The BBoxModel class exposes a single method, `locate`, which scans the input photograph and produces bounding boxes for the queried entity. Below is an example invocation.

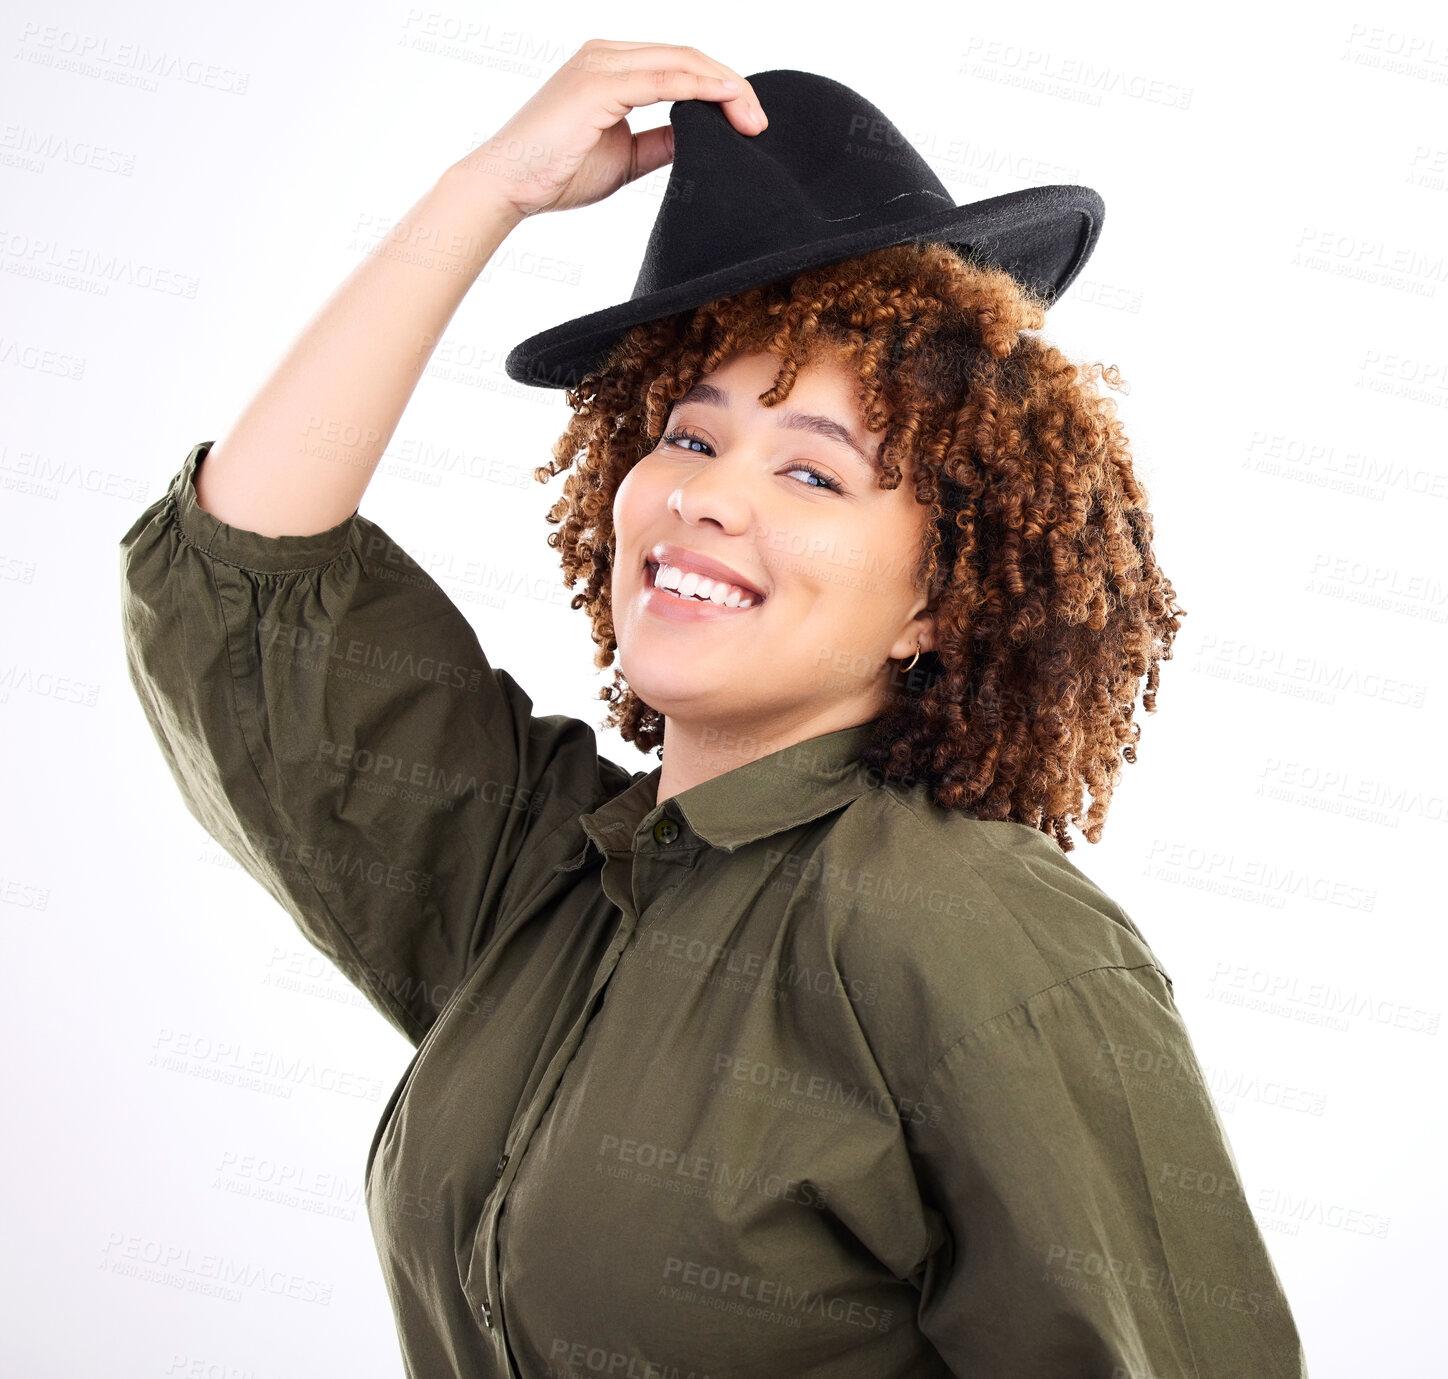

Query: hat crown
[503,66,1104,390]
[634,70,954,298]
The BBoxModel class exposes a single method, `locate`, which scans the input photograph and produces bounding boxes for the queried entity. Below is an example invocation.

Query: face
[610,348,936,748]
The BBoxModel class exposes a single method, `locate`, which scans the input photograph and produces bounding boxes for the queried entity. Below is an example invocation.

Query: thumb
[629,123,674,183]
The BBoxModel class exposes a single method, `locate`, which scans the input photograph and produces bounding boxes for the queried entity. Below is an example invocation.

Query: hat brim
[503,183,1103,391]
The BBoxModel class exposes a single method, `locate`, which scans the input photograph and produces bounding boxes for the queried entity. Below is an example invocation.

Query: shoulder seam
[878,791,1170,1095]
[917,960,1172,1094]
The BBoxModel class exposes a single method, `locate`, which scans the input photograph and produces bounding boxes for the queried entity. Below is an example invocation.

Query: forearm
[193,160,525,538]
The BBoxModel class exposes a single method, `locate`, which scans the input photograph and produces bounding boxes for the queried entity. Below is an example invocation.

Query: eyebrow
[668,381,874,470]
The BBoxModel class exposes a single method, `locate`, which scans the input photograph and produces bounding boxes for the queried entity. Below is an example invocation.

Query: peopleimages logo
[258,614,484,693]
[1042,1244,1281,1318]
[660,1256,894,1333]
[1206,963,1440,1035]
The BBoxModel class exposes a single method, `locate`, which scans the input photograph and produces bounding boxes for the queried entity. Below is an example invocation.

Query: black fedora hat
[504,68,1105,392]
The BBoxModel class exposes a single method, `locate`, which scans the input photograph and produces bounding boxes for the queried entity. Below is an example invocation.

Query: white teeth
[652,562,759,608]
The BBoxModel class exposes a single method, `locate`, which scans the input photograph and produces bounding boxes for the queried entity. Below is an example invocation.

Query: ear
[915,603,941,657]
[892,599,939,662]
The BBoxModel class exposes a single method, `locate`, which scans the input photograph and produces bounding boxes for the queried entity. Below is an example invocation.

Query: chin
[619,660,708,708]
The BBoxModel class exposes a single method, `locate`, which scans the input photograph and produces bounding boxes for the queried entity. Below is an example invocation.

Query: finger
[576,37,744,80]
[575,41,758,109]
[600,68,766,133]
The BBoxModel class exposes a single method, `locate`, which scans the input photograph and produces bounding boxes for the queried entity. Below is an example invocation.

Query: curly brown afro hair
[530,241,1185,851]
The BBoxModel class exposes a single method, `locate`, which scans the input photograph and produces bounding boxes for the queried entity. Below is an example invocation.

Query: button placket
[622,816,703,943]
[473,906,642,1367]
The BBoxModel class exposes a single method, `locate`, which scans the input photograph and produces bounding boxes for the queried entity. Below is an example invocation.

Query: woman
[119,41,1307,1378]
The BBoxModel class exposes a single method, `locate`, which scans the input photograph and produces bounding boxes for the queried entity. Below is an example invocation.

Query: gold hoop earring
[901,643,921,671]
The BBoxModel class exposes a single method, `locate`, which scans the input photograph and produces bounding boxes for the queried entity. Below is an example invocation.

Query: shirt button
[653,816,680,845]
[495,1152,509,1178]
[480,1297,493,1329]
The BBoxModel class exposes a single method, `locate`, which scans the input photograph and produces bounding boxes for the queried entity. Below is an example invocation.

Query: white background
[3,1,1444,1375]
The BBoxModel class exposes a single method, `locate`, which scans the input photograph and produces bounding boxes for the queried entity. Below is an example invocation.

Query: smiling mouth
[644,560,764,610]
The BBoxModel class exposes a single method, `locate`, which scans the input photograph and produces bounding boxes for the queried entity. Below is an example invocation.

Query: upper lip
[646,543,768,602]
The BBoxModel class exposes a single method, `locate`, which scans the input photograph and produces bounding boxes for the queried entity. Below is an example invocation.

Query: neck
[654,706,879,806]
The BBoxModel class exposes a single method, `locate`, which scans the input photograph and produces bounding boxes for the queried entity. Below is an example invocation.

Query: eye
[785,462,846,495]
[659,426,712,455]
[658,427,844,495]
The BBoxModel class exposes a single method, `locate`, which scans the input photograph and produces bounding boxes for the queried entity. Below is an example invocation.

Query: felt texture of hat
[504,68,1105,392]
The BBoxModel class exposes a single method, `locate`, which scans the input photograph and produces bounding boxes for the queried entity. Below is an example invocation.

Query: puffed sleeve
[119,440,631,1047]
[904,962,1309,1378]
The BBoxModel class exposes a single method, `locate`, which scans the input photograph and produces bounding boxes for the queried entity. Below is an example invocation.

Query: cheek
[611,460,657,540]
[610,463,662,601]
[611,466,634,535]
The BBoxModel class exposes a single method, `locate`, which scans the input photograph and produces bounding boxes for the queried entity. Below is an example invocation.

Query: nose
[667,451,755,535]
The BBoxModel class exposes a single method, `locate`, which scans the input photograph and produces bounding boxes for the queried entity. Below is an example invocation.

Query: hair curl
[531,242,1185,850]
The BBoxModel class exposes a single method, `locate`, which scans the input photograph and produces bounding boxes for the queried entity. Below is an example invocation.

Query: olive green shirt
[118,441,1308,1379]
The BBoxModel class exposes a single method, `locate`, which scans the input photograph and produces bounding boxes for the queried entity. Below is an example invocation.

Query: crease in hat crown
[504,68,1105,392]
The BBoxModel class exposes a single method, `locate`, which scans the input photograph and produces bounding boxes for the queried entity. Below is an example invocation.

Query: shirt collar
[579,719,882,858]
